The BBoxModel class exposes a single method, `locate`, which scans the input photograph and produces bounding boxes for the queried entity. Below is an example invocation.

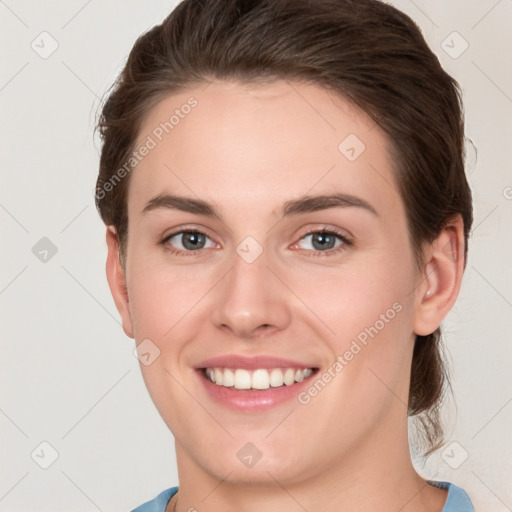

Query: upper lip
[196,355,318,370]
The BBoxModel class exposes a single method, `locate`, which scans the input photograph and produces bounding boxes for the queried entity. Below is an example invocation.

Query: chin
[190,438,318,487]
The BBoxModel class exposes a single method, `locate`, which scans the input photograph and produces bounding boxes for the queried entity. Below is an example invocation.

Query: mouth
[202,367,315,390]
[195,356,319,411]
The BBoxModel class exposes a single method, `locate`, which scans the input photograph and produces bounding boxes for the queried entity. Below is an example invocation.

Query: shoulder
[130,487,178,512]
[428,480,475,512]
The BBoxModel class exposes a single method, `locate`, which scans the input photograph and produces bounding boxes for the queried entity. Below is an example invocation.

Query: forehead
[128,80,400,219]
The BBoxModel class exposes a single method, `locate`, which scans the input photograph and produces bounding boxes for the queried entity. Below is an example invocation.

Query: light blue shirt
[131,481,474,511]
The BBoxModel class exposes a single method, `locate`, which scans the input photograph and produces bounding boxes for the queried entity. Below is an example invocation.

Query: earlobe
[105,226,134,338]
[413,216,466,336]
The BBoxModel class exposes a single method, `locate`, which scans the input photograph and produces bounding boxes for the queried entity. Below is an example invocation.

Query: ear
[105,226,134,338]
[413,215,466,336]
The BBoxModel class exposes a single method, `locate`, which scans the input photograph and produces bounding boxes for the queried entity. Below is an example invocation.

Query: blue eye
[161,227,351,257]
[296,229,352,256]
[162,230,216,254]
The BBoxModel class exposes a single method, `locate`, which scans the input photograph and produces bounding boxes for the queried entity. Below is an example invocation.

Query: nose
[211,248,292,339]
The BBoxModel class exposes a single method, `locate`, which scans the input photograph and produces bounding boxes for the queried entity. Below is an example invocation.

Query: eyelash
[298,227,353,257]
[160,226,353,258]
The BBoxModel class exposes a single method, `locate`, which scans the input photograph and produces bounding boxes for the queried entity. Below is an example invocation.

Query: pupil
[313,232,335,250]
[183,232,205,250]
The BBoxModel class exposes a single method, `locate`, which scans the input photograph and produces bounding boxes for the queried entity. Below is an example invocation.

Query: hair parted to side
[95,0,473,454]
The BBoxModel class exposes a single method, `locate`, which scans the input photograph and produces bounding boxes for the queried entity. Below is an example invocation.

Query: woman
[95,0,475,510]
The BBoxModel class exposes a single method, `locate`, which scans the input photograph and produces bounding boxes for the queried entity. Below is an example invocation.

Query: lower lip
[197,370,316,411]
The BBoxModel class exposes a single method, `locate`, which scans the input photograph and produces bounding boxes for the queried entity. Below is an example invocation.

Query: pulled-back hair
[95,0,473,454]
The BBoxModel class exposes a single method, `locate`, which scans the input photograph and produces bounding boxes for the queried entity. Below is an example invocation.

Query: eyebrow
[141,193,378,219]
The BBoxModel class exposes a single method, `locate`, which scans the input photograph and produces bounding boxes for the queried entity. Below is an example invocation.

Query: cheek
[125,251,211,340]
[289,252,415,392]
[287,250,413,339]
[126,261,208,431]
[293,280,413,451]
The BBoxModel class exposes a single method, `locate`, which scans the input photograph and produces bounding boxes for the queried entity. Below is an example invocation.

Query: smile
[204,367,314,390]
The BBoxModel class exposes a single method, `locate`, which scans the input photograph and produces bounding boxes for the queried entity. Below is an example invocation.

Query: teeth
[223,368,234,387]
[283,368,295,386]
[234,369,251,390]
[204,367,314,390]
[269,368,284,387]
[252,369,270,390]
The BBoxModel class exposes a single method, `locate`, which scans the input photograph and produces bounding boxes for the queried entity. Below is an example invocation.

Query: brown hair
[95,0,473,453]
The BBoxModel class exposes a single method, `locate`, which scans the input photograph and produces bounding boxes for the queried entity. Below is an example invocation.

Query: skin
[105,80,465,512]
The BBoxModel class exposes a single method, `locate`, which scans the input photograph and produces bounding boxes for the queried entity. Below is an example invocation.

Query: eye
[295,228,351,256]
[162,229,216,255]
[161,227,351,257]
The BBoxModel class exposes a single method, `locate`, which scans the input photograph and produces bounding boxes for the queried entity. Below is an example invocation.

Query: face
[110,80,428,485]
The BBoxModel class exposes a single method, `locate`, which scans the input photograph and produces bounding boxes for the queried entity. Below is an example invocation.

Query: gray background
[1,0,511,510]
